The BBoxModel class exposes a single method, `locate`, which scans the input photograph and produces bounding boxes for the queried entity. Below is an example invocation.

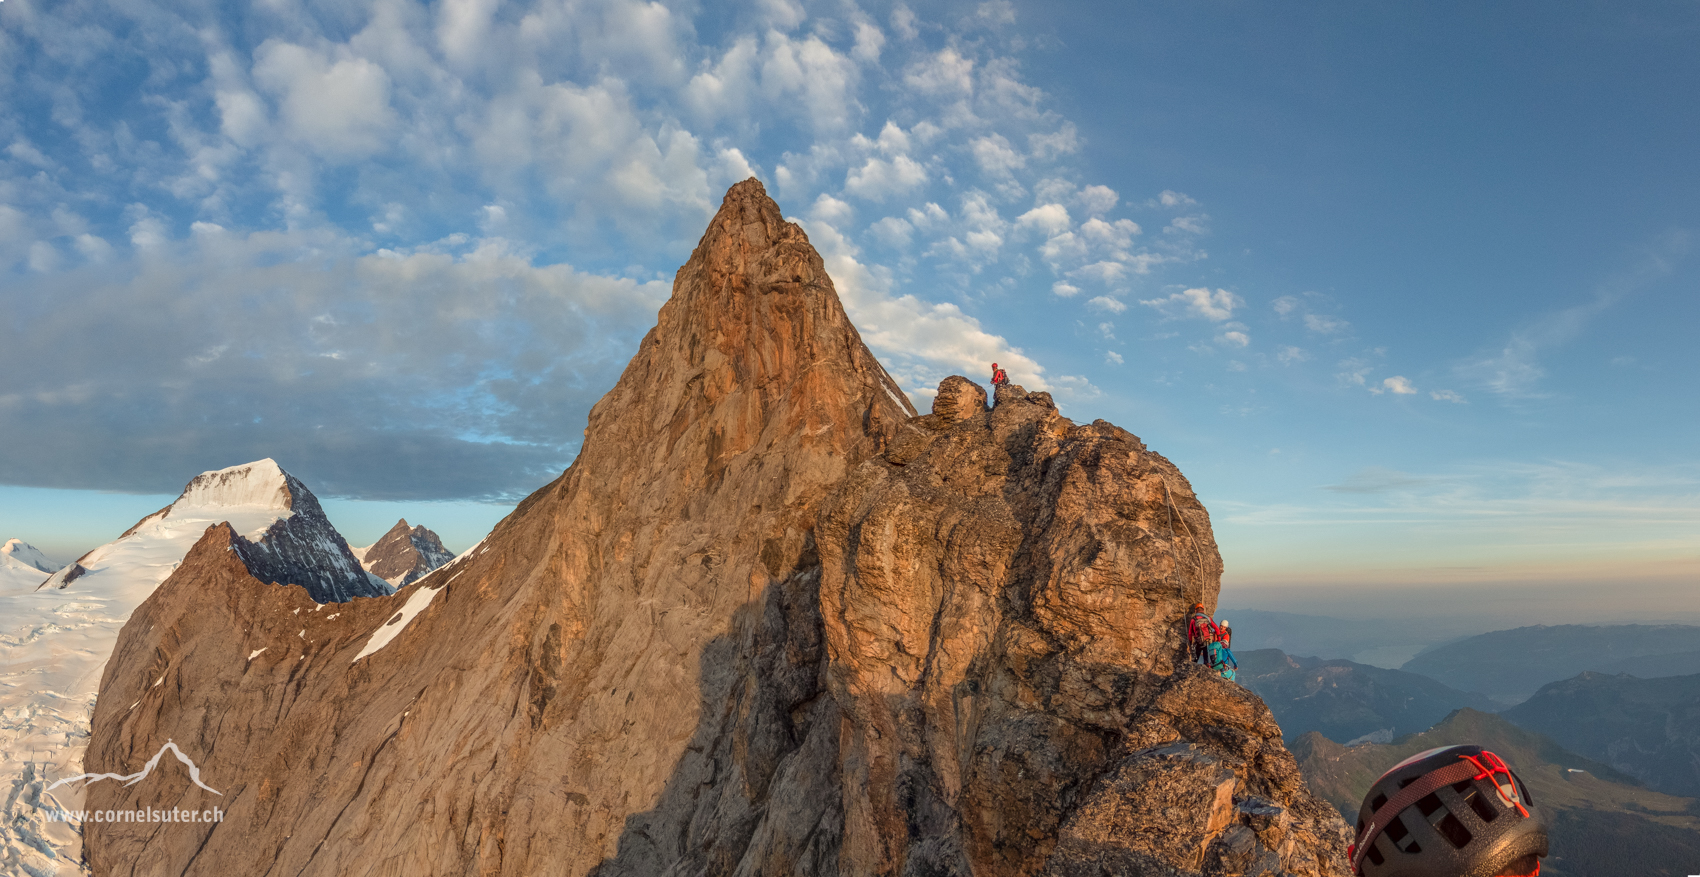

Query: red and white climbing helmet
[1349,744,1547,877]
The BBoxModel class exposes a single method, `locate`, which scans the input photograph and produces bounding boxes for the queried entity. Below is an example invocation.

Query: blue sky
[1,0,1695,619]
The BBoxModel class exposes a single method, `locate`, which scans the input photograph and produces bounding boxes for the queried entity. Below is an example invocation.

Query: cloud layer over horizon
[1,0,1220,499]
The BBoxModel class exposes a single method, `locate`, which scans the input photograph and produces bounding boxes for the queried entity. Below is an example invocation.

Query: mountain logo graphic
[46,739,223,796]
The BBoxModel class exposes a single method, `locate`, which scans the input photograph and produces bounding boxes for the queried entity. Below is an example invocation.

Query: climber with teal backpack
[1212,620,1238,681]
[1185,603,1237,681]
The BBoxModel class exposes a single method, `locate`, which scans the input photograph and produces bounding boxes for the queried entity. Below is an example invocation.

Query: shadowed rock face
[83,180,1348,876]
[227,471,389,604]
[359,518,455,587]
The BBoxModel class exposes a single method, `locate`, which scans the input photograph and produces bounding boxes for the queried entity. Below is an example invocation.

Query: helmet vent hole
[1369,793,1388,811]
[1415,793,1443,817]
[1457,783,1499,823]
[1365,843,1385,866]
[1436,813,1473,849]
[1383,815,1422,853]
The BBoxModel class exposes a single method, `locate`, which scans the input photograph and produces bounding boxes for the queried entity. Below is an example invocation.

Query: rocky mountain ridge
[81,180,1350,876]
[1402,623,1700,704]
[1502,670,1700,798]
[352,518,455,587]
[1237,648,1499,744]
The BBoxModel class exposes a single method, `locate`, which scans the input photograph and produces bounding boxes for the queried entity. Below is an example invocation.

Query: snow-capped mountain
[350,519,455,588]
[0,538,59,592]
[1,459,386,876]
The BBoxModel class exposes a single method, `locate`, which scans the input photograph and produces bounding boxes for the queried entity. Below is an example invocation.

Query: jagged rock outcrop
[354,518,455,587]
[82,180,1348,876]
[804,377,1345,875]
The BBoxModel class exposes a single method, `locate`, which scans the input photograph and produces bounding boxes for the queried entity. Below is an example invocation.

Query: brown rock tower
[83,180,1347,876]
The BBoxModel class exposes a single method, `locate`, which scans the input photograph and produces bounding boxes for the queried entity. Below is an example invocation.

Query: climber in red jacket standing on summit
[990,362,1009,389]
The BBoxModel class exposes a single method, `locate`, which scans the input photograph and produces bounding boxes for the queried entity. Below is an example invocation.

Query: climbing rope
[1160,478,1208,593]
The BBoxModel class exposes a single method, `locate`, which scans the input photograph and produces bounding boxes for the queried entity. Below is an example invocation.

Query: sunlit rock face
[83,180,1347,877]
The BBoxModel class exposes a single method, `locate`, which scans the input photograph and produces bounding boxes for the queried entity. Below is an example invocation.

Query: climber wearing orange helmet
[989,362,1008,389]
[1185,602,1218,665]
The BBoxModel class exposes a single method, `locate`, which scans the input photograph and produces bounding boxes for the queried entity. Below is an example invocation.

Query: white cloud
[904,48,975,97]
[252,41,399,161]
[1079,217,1140,251]
[1051,281,1080,297]
[7,140,54,169]
[1028,123,1078,160]
[28,241,61,273]
[891,5,920,40]
[1277,345,1309,364]
[1272,295,1299,317]
[800,218,1083,397]
[683,36,760,122]
[757,0,807,31]
[0,227,666,497]
[1304,313,1349,334]
[1017,203,1071,237]
[907,202,950,229]
[975,1,1017,26]
[868,216,913,248]
[73,234,115,264]
[1382,375,1418,395]
[1165,215,1208,235]
[128,216,169,249]
[1071,260,1127,284]
[1078,184,1118,216]
[1087,296,1126,313]
[844,154,928,200]
[971,133,1025,178]
[810,193,854,226]
[436,0,499,67]
[851,21,886,63]
[1431,389,1466,403]
[1337,358,1373,387]
[1157,190,1198,208]
[759,32,859,133]
[1217,330,1250,348]
[1105,350,1123,365]
[873,121,911,155]
[1140,287,1242,321]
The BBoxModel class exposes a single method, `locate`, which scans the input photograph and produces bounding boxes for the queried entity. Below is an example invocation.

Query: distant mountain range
[1291,708,1700,877]
[1502,671,1700,799]
[1400,624,1700,704]
[1237,648,1497,744]
[1216,609,1454,667]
